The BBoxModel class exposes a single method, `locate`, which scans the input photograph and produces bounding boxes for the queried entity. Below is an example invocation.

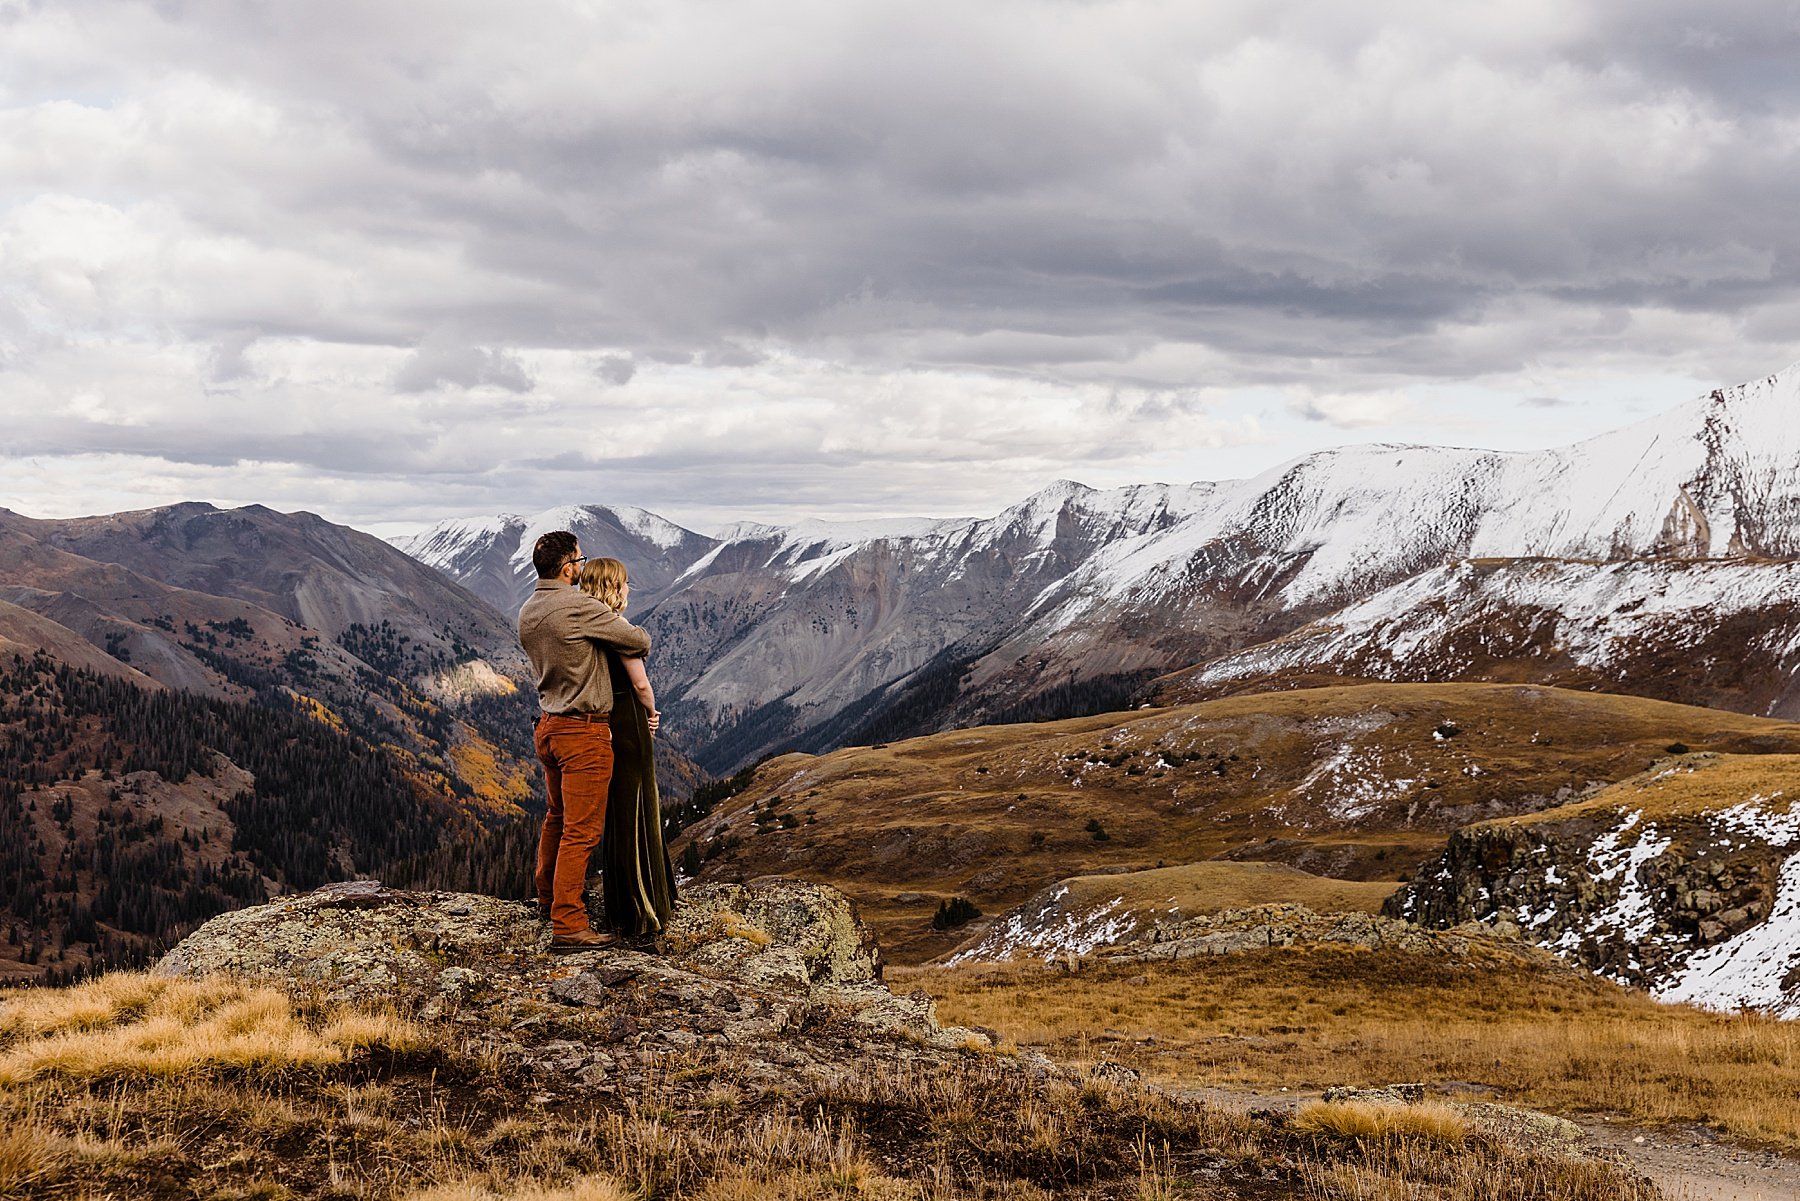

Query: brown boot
[549,928,617,954]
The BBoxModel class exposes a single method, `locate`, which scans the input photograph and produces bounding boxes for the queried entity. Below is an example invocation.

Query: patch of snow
[1582,810,1672,943]
[1291,744,1418,822]
[1658,852,1800,1017]
[1712,794,1800,848]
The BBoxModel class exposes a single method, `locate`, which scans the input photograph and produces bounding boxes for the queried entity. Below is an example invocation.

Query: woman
[577,557,677,936]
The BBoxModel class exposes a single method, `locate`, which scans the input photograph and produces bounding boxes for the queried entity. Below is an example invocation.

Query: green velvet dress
[601,651,677,935]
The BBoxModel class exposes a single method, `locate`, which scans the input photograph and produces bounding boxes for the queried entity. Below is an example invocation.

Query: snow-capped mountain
[396,504,719,615]
[398,364,1800,771]
[1169,557,1800,718]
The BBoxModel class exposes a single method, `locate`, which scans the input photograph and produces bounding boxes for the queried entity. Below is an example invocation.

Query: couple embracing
[517,530,676,952]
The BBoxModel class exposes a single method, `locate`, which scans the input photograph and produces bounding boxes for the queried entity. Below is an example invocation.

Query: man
[518,530,652,951]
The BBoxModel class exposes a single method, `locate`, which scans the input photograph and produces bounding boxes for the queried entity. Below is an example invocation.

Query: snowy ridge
[396,363,1800,768]
[394,513,519,573]
[1192,557,1800,703]
[403,364,1800,620]
[391,504,719,614]
[1008,365,1800,643]
[608,505,694,551]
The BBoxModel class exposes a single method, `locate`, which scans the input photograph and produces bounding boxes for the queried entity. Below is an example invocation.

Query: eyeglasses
[566,556,588,568]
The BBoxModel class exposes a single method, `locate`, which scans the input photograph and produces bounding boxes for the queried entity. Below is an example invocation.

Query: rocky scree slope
[1391,752,1800,1016]
[407,364,1800,769]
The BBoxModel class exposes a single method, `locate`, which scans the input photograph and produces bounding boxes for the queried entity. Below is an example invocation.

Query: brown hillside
[674,682,1800,962]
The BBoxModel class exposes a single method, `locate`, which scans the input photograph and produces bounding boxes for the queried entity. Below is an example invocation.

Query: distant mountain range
[12,361,1800,983]
[0,502,695,981]
[403,363,1800,772]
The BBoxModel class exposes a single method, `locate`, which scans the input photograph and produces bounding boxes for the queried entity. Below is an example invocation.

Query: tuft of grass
[668,910,774,952]
[0,971,422,1083]
[0,1126,64,1196]
[1294,1100,1469,1146]
[403,1177,632,1201]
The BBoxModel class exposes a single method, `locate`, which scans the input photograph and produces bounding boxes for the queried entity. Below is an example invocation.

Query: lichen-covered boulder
[661,876,883,990]
[155,879,535,1004]
[155,876,1008,1098]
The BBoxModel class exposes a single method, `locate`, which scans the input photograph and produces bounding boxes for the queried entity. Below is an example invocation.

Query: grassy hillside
[1483,750,1800,827]
[906,940,1800,1151]
[672,682,1800,961]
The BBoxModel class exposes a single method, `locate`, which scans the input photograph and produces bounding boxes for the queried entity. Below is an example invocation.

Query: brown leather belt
[542,710,610,723]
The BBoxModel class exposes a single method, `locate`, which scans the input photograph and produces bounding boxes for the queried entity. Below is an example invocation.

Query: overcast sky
[4,1,1800,537]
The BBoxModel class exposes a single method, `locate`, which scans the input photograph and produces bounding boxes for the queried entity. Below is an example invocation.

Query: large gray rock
[157,877,1015,1096]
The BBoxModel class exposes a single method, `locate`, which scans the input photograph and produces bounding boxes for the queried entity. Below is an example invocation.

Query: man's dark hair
[532,530,580,579]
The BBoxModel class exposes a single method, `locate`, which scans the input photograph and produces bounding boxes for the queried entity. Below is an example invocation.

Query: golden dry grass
[403,1176,633,1201]
[1296,1140,1658,1201]
[0,975,1661,1201]
[909,946,1800,1150]
[677,682,1800,961]
[0,971,422,1083]
[1293,1100,1469,1146]
[1489,751,1800,827]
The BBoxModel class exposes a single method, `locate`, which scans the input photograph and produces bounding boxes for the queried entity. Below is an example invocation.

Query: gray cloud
[3,2,1800,529]
[592,354,636,386]
[394,337,534,394]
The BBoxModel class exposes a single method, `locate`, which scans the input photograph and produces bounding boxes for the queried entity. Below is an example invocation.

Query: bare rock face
[158,877,1013,1096]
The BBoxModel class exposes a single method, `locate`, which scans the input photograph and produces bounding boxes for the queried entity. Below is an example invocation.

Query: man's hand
[647,709,660,736]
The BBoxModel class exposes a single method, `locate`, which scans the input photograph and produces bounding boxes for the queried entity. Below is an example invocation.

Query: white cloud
[1293,391,1417,429]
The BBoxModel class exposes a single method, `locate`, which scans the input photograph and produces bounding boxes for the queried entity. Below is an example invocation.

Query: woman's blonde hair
[578,557,630,612]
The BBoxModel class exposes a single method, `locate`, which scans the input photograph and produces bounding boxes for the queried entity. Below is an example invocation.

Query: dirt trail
[1176,1085,1800,1201]
[1577,1119,1800,1201]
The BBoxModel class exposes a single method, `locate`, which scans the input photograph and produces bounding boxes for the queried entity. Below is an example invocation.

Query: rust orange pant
[534,713,614,937]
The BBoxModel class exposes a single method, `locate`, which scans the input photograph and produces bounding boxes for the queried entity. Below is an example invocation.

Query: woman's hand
[646,709,660,736]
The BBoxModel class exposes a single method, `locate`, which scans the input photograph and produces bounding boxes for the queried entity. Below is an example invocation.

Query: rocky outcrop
[1088,903,1560,968]
[1388,754,1800,1014]
[158,877,1016,1095]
